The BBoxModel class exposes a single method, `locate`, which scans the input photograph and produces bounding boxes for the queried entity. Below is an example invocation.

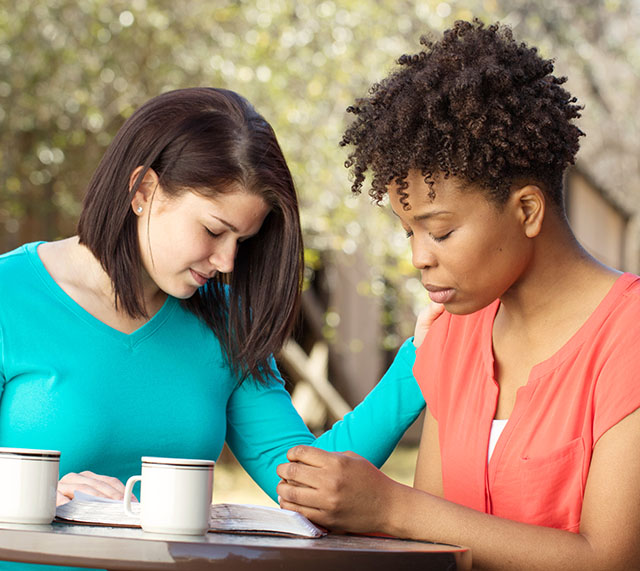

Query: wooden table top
[0,522,471,570]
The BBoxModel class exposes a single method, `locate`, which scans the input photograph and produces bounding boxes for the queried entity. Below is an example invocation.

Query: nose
[411,236,437,270]
[209,237,238,274]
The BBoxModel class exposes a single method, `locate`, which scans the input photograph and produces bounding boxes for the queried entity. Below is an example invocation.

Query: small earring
[136,206,143,213]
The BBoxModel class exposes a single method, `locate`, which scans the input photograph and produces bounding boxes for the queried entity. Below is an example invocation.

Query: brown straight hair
[77,87,303,384]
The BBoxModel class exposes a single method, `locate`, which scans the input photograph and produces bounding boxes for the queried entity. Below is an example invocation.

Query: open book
[55,492,325,538]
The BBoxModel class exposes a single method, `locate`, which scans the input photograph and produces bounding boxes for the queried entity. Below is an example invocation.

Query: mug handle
[123,475,142,517]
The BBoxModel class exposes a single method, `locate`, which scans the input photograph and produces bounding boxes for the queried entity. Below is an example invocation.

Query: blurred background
[2,0,639,504]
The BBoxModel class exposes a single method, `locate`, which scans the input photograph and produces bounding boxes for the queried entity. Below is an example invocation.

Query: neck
[139,271,168,316]
[72,237,166,316]
[496,216,620,336]
[71,237,118,302]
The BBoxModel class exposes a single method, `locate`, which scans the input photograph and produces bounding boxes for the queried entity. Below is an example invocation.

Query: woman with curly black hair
[277,20,640,569]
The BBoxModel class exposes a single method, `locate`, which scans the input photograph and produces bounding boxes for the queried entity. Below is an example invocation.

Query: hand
[413,303,444,348]
[276,446,402,533]
[56,471,131,506]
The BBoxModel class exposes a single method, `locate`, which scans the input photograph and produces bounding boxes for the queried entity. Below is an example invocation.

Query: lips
[190,269,213,286]
[423,284,455,304]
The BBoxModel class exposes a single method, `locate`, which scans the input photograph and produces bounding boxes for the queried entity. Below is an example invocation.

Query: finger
[413,303,445,347]
[277,461,325,488]
[417,302,444,327]
[58,475,125,500]
[286,445,337,467]
[56,491,71,506]
[278,497,337,530]
[59,471,126,498]
[428,302,445,320]
[276,480,326,510]
[56,482,118,501]
[78,471,127,494]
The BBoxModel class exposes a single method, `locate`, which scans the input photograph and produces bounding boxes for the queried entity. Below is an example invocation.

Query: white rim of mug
[0,447,60,459]
[141,456,215,468]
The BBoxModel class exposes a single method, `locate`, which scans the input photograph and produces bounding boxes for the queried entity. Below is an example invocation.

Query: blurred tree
[1,0,638,346]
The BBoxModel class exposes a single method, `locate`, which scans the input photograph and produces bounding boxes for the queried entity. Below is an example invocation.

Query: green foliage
[1,0,638,343]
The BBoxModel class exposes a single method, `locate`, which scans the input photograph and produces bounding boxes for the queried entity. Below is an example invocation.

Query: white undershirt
[488,419,508,462]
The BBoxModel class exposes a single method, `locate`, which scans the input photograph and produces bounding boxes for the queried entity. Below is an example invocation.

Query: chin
[174,293,196,300]
[178,289,199,300]
[444,299,490,316]
[163,284,199,300]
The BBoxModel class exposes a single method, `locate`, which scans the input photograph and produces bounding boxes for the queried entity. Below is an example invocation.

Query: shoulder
[0,242,42,283]
[0,242,56,320]
[596,275,640,363]
[586,274,640,440]
[0,242,38,264]
[597,273,640,345]
[614,272,640,311]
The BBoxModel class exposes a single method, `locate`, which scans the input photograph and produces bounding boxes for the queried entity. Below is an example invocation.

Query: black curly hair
[340,19,584,211]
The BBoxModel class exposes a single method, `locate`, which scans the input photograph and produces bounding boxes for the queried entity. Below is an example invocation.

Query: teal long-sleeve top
[0,242,423,570]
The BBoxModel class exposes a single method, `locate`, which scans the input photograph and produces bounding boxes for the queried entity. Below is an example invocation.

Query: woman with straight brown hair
[0,87,432,518]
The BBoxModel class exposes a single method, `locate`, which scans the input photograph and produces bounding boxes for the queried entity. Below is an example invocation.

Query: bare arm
[277,408,640,571]
[412,406,443,495]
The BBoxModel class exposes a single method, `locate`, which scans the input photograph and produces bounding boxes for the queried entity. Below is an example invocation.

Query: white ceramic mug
[0,447,60,524]
[124,456,214,535]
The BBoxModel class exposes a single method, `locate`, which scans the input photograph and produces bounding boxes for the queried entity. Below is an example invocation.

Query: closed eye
[431,230,453,242]
[205,227,221,238]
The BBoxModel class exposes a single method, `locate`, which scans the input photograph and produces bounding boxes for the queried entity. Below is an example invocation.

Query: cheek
[481,233,529,282]
[145,222,192,269]
[454,231,514,281]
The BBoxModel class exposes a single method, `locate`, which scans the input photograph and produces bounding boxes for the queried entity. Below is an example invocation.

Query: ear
[129,166,160,216]
[512,185,545,239]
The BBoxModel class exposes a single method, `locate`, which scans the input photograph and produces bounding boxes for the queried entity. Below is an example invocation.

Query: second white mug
[124,456,215,535]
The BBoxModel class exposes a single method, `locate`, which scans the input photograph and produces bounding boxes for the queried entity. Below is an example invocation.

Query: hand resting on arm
[412,303,444,348]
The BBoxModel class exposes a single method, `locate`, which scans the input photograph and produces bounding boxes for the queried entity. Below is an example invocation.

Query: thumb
[413,303,445,347]
[56,491,71,507]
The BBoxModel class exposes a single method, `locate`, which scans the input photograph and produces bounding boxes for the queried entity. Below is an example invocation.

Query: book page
[209,503,325,537]
[55,493,325,538]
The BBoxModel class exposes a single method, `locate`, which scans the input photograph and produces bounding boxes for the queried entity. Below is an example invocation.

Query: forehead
[187,185,263,208]
[185,187,269,225]
[388,172,462,213]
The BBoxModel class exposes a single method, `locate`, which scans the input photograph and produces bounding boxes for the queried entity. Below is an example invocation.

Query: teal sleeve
[225,363,316,501]
[312,337,423,465]
[0,322,5,398]
[226,338,422,501]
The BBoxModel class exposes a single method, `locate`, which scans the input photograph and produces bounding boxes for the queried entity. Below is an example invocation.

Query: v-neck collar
[483,272,638,481]
[27,241,179,348]
[482,273,638,384]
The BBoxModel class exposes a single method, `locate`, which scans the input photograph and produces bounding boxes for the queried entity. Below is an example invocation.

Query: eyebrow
[413,210,453,221]
[210,215,262,241]
[390,209,453,221]
[211,216,238,233]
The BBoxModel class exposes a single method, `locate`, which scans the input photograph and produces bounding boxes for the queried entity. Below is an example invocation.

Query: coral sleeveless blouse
[414,273,640,532]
